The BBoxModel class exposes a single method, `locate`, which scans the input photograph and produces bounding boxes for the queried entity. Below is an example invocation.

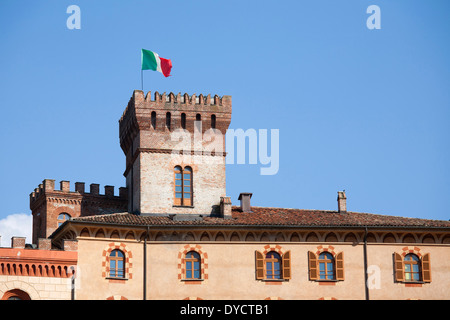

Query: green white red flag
[141,49,172,77]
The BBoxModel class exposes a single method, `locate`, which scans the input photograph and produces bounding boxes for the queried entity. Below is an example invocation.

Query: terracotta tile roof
[70,206,450,228]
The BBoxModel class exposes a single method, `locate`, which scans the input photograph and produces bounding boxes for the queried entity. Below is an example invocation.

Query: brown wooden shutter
[421,253,431,283]
[255,250,265,280]
[282,250,291,280]
[394,253,404,282]
[308,251,318,281]
[335,252,344,281]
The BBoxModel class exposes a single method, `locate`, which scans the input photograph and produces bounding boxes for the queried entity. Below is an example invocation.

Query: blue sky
[0,0,449,241]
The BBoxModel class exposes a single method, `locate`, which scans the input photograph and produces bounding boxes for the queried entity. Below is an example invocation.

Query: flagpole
[141,69,143,91]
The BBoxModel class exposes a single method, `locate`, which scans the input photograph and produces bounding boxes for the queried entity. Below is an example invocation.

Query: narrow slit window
[166,112,171,130]
[181,113,186,129]
[151,111,156,129]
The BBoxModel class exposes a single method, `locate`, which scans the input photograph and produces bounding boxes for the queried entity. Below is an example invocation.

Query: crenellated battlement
[119,89,232,156]
[120,90,232,123]
[30,179,128,244]
[30,179,128,207]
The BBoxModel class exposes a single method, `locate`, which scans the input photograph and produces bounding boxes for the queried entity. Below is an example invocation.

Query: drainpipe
[363,227,370,300]
[143,226,149,300]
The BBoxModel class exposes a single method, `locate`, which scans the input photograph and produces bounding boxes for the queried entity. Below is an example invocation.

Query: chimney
[337,191,347,213]
[238,193,253,212]
[219,196,232,219]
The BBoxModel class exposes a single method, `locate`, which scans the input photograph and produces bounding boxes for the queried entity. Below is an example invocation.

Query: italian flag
[141,49,172,77]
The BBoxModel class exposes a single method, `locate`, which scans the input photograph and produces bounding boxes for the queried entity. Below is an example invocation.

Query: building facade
[1,90,449,300]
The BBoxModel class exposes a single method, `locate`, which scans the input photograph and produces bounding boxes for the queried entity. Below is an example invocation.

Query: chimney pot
[238,193,253,212]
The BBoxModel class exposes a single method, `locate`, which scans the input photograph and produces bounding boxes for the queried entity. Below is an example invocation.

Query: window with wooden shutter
[174,166,182,206]
[183,167,192,206]
[394,252,404,282]
[255,251,264,280]
[308,251,318,281]
[335,252,344,281]
[421,253,431,283]
[282,250,291,280]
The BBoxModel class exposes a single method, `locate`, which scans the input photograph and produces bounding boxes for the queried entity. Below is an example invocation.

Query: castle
[1,90,449,300]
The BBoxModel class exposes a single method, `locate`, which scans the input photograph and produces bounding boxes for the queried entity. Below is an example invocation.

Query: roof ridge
[232,205,337,212]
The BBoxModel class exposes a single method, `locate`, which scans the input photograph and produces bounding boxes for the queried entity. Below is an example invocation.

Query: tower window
[195,114,202,132]
[174,166,193,206]
[57,213,71,227]
[151,111,156,129]
[166,112,171,130]
[211,114,216,129]
[181,113,186,129]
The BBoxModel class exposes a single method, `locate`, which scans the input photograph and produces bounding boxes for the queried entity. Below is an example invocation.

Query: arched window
[265,252,282,280]
[1,289,31,300]
[185,251,201,280]
[211,114,216,129]
[57,213,71,227]
[404,253,421,282]
[318,252,335,280]
[181,113,186,129]
[166,112,171,130]
[174,166,193,206]
[151,111,156,129]
[109,250,125,278]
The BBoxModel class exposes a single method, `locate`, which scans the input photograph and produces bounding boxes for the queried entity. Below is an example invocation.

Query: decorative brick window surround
[101,242,133,280]
[394,246,431,285]
[308,245,344,282]
[106,295,128,300]
[255,245,291,282]
[177,244,208,283]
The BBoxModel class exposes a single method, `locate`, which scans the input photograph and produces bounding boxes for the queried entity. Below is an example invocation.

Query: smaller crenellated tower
[30,179,127,244]
[119,90,232,215]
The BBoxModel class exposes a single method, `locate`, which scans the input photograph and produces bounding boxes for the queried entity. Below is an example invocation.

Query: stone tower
[119,90,232,215]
